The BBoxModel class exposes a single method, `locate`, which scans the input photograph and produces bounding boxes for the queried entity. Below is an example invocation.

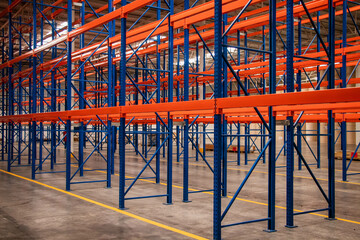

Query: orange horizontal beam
[2,87,360,123]
[0,0,157,70]
[0,0,21,19]
[3,0,355,90]
[216,87,360,110]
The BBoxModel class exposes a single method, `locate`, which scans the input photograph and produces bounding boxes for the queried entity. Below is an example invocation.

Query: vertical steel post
[341,0,347,182]
[17,16,22,165]
[166,0,174,205]
[176,125,180,162]
[316,12,321,169]
[30,0,37,179]
[195,47,199,162]
[327,0,335,220]
[237,29,241,166]
[111,3,116,171]
[262,25,266,164]
[237,122,240,165]
[78,0,85,177]
[182,0,190,203]
[38,0,44,172]
[266,0,277,232]
[213,0,222,238]
[1,29,4,162]
[183,116,190,202]
[106,0,114,188]
[155,0,161,184]
[296,17,302,171]
[144,55,148,158]
[245,123,248,165]
[203,83,206,158]
[7,0,14,172]
[166,111,173,204]
[65,0,73,190]
[144,123,147,158]
[244,33,248,165]
[134,58,139,157]
[50,13,56,170]
[28,25,32,165]
[222,14,228,197]
[285,0,296,228]
[119,0,127,209]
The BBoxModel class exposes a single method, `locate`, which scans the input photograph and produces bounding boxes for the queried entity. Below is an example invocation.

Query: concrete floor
[0,141,359,239]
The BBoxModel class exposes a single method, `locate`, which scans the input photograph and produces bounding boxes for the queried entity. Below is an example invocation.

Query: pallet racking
[0,0,359,239]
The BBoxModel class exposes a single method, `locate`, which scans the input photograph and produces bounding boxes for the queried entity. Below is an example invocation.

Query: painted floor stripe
[88,167,360,226]
[0,169,208,240]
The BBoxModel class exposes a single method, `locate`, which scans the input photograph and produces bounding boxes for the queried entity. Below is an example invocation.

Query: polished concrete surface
[0,141,359,239]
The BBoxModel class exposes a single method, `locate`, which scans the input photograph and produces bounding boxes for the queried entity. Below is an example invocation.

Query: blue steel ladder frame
[4,0,116,189]
[3,1,70,179]
[64,0,115,190]
[284,0,337,228]
[213,0,277,238]
[119,0,174,209]
[182,0,218,198]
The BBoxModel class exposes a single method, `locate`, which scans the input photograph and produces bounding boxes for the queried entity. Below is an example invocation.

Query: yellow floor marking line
[0,169,208,240]
[85,167,360,225]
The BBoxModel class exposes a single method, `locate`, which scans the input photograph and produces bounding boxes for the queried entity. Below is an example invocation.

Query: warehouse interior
[0,0,359,239]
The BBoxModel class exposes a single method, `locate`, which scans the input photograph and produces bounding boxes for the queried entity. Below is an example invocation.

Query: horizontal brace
[293,208,329,216]
[188,189,214,194]
[125,177,156,180]
[125,84,158,88]
[221,217,270,228]
[347,173,360,176]
[294,55,330,63]
[125,131,171,134]
[125,194,168,200]
[142,4,170,12]
[246,39,264,43]
[35,171,66,174]
[301,26,315,31]
[127,66,170,73]
[223,44,271,54]
[70,180,108,184]
[188,73,214,77]
[88,30,111,35]
[225,134,270,137]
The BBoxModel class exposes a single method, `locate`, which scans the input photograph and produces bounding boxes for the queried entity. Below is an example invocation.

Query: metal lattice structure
[0,0,360,239]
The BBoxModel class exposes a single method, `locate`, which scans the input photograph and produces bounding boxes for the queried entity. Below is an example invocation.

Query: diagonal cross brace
[223,55,270,132]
